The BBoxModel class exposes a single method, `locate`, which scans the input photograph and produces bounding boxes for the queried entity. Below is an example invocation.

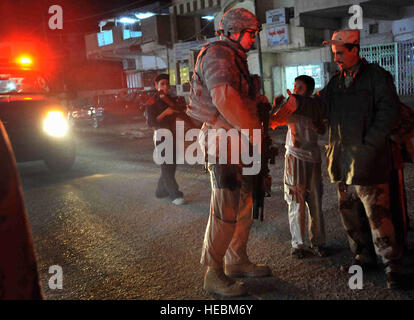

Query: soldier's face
[332,44,360,71]
[155,79,170,95]
[231,29,257,51]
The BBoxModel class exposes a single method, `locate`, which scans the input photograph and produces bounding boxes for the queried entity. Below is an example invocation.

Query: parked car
[69,98,103,128]
[94,91,146,126]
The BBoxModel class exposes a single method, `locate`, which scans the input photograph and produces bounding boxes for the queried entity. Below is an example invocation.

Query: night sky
[0,0,156,37]
[0,0,159,65]
[0,0,157,84]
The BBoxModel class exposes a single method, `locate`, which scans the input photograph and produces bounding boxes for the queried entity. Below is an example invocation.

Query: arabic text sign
[266,24,289,46]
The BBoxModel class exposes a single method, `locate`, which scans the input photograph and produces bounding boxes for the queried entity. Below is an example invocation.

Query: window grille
[361,41,414,96]
[360,42,398,91]
[397,39,414,95]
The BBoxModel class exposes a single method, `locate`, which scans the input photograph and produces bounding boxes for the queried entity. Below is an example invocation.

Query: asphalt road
[17,129,414,300]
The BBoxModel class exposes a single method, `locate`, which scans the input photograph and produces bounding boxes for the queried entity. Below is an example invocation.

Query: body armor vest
[187,40,253,125]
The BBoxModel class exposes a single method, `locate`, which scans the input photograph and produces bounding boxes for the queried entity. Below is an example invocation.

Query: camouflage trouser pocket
[209,164,241,191]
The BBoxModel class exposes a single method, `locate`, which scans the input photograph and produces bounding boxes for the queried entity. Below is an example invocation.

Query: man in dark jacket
[271,30,403,289]
[146,74,185,205]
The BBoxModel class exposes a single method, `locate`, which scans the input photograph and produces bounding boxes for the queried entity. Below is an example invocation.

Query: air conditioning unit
[141,15,171,45]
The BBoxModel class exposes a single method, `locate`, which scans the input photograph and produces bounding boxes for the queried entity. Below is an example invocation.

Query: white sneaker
[172,197,186,205]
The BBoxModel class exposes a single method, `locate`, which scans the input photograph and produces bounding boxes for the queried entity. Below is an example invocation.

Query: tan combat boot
[224,261,271,278]
[203,267,248,297]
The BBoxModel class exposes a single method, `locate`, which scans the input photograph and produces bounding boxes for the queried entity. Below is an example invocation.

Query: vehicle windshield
[0,69,50,94]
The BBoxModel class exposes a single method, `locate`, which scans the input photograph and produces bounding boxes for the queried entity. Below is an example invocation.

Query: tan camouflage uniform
[189,8,270,296]
[191,37,260,268]
[337,183,402,272]
[200,164,254,268]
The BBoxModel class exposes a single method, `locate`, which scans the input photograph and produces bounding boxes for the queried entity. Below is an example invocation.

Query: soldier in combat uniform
[188,8,271,297]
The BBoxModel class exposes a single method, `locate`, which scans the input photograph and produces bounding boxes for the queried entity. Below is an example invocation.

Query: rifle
[252,101,278,221]
[140,91,201,128]
[249,74,277,221]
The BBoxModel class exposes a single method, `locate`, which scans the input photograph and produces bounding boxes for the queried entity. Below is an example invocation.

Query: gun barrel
[251,101,275,221]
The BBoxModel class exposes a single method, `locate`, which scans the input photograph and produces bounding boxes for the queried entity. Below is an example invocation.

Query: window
[179,66,189,84]
[97,30,113,46]
[126,72,142,89]
[169,69,176,86]
[369,23,379,34]
[123,30,142,40]
[0,71,50,94]
[285,64,324,93]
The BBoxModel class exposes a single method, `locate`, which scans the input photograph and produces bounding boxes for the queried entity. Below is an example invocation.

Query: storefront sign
[266,24,289,46]
[266,8,286,25]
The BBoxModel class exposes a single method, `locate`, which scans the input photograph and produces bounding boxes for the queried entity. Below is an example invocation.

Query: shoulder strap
[194,41,251,85]
[193,41,231,83]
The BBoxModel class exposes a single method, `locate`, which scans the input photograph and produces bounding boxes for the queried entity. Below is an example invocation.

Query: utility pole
[254,0,265,95]
[41,0,49,46]
[166,45,170,74]
[169,10,180,86]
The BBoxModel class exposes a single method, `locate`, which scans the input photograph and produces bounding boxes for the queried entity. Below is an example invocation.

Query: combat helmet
[217,8,261,36]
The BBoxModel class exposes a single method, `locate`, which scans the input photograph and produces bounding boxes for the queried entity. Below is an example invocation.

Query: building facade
[84,1,172,96]
[83,0,414,104]
[262,0,414,103]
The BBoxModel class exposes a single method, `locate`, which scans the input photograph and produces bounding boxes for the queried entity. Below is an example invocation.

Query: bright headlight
[43,111,69,137]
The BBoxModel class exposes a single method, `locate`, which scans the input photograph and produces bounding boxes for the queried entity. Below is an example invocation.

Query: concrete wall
[140,55,167,70]
[85,33,99,57]
[273,0,295,8]
[85,26,141,58]
[254,0,295,24]
[295,0,362,15]
[274,46,331,66]
[246,52,275,100]
[343,17,395,45]
[260,24,326,52]
[393,5,414,41]
[334,4,414,44]
[247,44,332,99]
[295,1,414,45]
